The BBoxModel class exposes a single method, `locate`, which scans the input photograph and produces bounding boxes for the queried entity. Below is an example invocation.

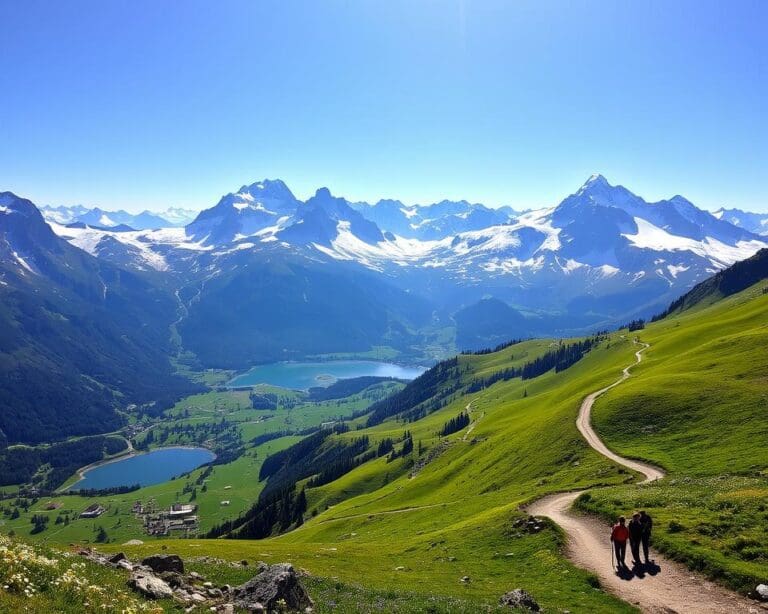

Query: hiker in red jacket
[610,515,630,570]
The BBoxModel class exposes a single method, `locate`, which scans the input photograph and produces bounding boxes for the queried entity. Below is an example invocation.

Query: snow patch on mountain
[667,264,690,278]
[623,217,765,268]
[12,251,36,275]
[313,221,444,269]
[622,217,701,251]
[50,224,210,271]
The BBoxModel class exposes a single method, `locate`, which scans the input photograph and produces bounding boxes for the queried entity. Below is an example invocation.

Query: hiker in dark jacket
[628,512,643,564]
[639,510,653,563]
[610,515,629,569]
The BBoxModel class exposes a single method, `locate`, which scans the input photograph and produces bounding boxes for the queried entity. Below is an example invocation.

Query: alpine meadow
[1,3,767,613]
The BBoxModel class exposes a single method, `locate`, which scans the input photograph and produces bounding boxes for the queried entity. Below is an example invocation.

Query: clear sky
[1,1,766,213]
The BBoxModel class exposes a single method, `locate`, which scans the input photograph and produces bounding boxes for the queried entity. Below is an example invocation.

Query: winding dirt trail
[527,342,763,613]
[462,401,483,441]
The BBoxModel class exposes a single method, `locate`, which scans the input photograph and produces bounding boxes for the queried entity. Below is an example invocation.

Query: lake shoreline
[226,359,427,390]
[64,445,217,493]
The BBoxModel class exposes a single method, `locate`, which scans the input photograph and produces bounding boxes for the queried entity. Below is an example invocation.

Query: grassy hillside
[104,336,644,612]
[0,533,167,613]
[579,277,768,592]
[115,282,766,608]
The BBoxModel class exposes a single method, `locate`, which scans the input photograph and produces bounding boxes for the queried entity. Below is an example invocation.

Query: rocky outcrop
[233,563,313,612]
[78,549,313,612]
[500,589,540,611]
[128,571,174,599]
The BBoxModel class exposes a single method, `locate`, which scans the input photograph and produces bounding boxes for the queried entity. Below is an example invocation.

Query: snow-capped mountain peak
[580,173,610,190]
[27,176,768,331]
[186,178,300,244]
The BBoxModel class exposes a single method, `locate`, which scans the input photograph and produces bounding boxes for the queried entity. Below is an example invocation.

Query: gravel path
[527,342,765,613]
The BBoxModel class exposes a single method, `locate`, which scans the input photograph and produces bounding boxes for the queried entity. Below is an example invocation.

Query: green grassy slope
[117,282,766,608]
[580,278,768,591]
[111,337,644,612]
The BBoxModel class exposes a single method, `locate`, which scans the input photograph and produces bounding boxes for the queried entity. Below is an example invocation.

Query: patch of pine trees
[206,486,308,539]
[461,338,526,355]
[439,412,470,436]
[366,358,461,427]
[466,334,606,394]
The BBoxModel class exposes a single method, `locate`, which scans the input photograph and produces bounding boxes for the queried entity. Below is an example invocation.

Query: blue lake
[70,447,215,491]
[228,360,426,390]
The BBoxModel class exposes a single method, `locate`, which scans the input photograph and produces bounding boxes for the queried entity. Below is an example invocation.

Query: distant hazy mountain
[713,207,768,236]
[351,198,513,240]
[41,204,197,230]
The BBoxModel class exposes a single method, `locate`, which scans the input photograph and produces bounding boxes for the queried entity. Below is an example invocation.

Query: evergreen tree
[95,526,108,543]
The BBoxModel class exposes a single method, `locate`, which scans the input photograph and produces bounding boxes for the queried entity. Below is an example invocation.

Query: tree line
[0,435,128,488]
[365,357,461,427]
[461,338,527,355]
[466,334,607,394]
[439,412,470,436]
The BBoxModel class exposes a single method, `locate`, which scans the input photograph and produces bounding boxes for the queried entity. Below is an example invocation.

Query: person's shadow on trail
[616,565,635,580]
[644,561,661,576]
[631,561,646,578]
[616,561,662,581]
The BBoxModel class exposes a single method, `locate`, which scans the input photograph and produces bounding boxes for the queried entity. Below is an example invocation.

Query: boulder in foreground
[233,563,313,612]
[141,554,185,574]
[128,571,174,600]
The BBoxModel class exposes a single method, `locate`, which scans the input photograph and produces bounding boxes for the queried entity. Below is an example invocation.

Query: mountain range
[43,174,768,345]
[713,206,768,236]
[41,204,197,230]
[2,175,767,445]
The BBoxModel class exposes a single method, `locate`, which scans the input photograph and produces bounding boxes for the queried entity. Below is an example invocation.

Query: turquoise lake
[227,360,426,390]
[70,447,215,491]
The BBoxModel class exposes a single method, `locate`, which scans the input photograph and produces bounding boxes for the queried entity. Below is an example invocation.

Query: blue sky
[1,1,766,212]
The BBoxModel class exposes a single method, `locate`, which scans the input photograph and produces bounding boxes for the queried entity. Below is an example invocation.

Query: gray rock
[128,572,174,600]
[117,559,135,571]
[207,588,224,599]
[500,589,540,611]
[460,576,471,583]
[232,563,312,612]
[189,571,204,581]
[755,584,768,601]
[108,552,127,564]
[158,571,184,588]
[141,554,185,574]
